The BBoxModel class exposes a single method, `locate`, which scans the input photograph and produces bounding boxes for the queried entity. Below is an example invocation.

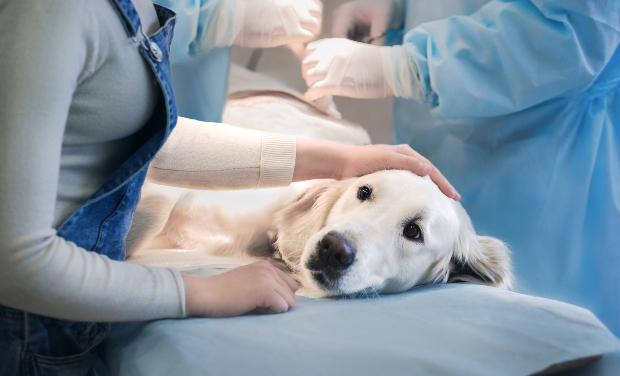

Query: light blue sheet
[99,268,620,376]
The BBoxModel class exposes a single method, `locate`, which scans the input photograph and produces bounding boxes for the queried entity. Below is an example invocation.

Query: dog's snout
[318,232,356,269]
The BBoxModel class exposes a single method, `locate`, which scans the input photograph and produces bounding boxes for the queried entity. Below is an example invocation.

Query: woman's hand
[182,261,299,317]
[372,144,461,201]
[293,138,460,201]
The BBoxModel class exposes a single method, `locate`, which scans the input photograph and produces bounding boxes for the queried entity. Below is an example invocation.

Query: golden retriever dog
[127,170,512,297]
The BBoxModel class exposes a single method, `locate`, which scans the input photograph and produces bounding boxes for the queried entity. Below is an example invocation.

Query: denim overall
[0,1,177,375]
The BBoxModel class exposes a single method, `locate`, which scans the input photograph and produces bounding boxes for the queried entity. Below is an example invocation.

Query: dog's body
[128,170,512,296]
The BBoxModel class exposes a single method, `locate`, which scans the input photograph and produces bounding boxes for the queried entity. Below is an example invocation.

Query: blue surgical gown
[154,0,232,122]
[391,0,620,336]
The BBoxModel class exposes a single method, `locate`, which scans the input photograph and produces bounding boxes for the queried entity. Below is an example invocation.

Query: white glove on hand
[302,38,395,101]
[331,0,400,45]
[233,0,323,48]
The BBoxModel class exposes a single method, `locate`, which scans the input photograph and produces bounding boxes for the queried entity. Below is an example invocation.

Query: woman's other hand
[182,261,299,317]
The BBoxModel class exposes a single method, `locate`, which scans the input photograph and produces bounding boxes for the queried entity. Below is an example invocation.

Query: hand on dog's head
[273,170,512,296]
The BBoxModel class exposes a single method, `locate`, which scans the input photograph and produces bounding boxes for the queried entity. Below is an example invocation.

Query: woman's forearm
[292,138,347,181]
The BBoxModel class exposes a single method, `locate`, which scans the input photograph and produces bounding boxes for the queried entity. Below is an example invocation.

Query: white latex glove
[302,38,395,101]
[331,0,400,45]
[233,0,323,48]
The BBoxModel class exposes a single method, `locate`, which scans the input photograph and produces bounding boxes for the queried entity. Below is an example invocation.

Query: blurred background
[230,0,394,144]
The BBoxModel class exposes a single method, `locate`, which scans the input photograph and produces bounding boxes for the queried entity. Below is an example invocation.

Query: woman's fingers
[350,144,460,201]
[382,150,432,176]
[265,259,299,295]
[384,145,459,200]
[273,264,300,293]
[272,280,297,311]
[392,145,459,200]
[255,293,290,314]
[254,261,297,313]
[428,165,459,201]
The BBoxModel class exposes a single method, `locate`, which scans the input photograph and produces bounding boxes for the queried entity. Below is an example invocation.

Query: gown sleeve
[154,0,239,64]
[390,0,620,118]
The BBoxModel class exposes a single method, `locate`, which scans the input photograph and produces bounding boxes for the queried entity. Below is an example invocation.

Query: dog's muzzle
[306,231,357,289]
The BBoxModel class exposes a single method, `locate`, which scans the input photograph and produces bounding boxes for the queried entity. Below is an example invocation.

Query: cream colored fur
[127,171,512,296]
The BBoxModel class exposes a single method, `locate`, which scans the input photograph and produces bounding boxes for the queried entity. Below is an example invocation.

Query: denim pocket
[0,305,26,376]
[23,320,110,376]
[24,349,99,376]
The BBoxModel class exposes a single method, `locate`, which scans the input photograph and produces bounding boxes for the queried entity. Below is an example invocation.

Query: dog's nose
[318,232,356,269]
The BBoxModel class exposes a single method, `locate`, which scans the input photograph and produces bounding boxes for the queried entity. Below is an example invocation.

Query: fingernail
[421,162,431,175]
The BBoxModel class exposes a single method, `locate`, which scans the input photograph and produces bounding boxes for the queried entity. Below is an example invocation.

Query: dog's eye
[403,223,422,240]
[357,186,372,201]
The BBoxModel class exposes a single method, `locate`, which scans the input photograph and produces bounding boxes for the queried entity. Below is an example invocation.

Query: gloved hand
[302,38,396,101]
[331,0,401,45]
[232,0,323,48]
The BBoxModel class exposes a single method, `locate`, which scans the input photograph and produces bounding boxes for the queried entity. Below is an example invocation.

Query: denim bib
[0,1,178,375]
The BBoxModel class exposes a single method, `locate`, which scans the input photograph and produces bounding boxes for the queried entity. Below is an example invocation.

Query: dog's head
[274,170,512,296]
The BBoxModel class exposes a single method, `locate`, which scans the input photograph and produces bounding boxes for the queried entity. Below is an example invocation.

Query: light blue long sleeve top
[154,0,234,122]
[390,0,620,336]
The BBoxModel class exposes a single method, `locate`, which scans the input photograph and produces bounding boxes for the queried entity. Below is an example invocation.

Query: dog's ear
[274,180,349,269]
[449,235,513,290]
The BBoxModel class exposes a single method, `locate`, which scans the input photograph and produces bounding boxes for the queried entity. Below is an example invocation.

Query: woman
[0,0,455,374]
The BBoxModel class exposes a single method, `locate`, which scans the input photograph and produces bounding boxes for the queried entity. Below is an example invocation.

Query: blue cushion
[99,269,620,376]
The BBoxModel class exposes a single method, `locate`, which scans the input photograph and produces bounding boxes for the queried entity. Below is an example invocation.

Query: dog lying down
[127,170,512,297]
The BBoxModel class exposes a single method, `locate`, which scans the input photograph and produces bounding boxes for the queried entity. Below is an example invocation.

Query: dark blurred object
[346,22,371,42]
[246,48,264,71]
[346,22,388,44]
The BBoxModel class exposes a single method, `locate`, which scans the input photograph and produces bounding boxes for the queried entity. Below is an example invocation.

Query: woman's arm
[148,117,458,199]
[0,0,184,322]
[147,117,297,189]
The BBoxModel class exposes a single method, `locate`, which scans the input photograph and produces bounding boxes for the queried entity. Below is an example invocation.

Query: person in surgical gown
[302,0,620,336]
[154,0,322,122]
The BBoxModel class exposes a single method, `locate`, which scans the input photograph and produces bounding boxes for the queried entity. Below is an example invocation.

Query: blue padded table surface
[99,280,619,376]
